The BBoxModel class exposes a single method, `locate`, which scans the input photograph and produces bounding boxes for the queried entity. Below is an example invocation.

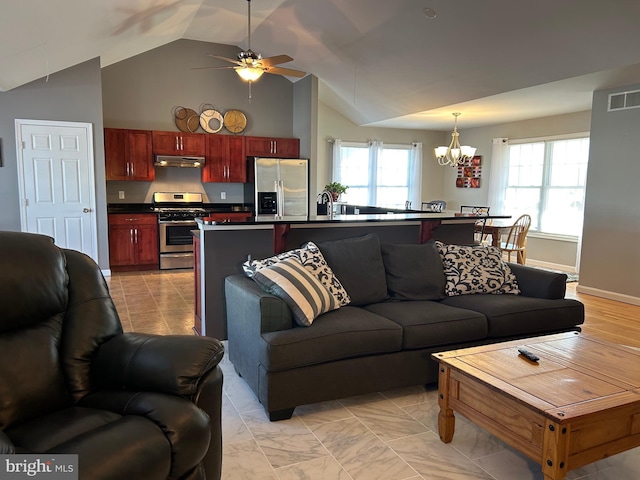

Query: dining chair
[460,205,490,215]
[421,200,447,212]
[501,214,532,264]
[460,206,491,244]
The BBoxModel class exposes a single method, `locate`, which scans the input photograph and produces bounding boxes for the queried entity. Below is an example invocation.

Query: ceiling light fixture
[235,0,264,83]
[435,112,476,167]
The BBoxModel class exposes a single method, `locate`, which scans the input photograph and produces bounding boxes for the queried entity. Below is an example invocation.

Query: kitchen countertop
[197,211,509,228]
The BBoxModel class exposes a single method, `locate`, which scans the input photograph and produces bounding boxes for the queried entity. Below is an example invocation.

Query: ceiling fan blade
[264,66,306,78]
[207,54,243,66]
[191,65,235,70]
[260,54,294,67]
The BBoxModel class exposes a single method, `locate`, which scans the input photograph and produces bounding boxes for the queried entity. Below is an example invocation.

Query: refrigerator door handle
[277,180,285,219]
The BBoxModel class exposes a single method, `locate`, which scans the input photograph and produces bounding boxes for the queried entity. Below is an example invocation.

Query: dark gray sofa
[225,234,584,421]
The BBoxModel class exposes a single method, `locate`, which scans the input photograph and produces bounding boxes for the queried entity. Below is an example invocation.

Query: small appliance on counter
[245,157,309,221]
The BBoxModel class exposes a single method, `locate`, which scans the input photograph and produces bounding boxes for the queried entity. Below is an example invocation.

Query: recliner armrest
[92,333,224,396]
[508,263,567,299]
[0,431,15,454]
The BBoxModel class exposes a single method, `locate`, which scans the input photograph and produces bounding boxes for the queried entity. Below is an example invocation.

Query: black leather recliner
[0,231,224,480]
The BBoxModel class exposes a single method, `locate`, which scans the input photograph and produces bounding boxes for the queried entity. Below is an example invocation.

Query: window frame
[506,132,590,239]
[333,141,417,209]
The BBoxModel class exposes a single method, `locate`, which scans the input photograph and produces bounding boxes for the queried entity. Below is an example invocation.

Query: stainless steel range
[154,192,208,270]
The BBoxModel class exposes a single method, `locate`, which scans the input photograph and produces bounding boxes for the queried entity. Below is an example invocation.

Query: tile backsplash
[106,167,245,204]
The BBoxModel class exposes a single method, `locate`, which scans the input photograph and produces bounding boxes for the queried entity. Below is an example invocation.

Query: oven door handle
[158,220,199,225]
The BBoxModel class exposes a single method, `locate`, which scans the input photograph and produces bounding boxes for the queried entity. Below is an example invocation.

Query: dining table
[475,220,513,247]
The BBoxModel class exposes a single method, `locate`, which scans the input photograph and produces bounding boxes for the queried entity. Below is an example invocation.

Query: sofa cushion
[317,234,388,306]
[252,257,339,326]
[260,306,402,371]
[435,241,520,296]
[440,294,585,338]
[243,241,351,306]
[365,301,487,349]
[381,241,446,301]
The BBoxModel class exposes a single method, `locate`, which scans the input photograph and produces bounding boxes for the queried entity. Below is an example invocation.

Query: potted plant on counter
[324,182,349,202]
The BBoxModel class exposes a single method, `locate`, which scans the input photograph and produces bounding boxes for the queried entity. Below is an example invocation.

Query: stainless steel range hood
[154,155,205,168]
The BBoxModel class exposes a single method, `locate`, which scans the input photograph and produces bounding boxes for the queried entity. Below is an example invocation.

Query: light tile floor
[107,271,640,480]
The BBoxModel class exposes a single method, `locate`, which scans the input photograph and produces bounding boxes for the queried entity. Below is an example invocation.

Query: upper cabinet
[203,134,246,183]
[245,136,300,158]
[105,128,154,181]
[152,131,205,157]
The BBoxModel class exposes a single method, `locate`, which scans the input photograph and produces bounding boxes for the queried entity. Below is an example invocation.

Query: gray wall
[101,39,297,205]
[293,75,318,206]
[580,84,640,299]
[0,58,109,269]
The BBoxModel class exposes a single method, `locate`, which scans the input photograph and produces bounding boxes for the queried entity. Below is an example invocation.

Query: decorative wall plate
[174,107,200,133]
[200,109,224,133]
[224,109,247,133]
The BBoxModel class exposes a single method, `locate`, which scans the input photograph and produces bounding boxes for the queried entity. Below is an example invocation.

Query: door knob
[83,208,92,213]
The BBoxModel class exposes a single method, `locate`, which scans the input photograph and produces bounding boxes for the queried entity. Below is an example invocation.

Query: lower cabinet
[108,214,158,270]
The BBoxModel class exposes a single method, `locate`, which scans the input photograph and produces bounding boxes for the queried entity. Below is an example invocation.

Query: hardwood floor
[566,282,640,348]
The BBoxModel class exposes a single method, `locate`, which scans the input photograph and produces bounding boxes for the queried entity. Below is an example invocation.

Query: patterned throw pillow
[243,242,351,306]
[434,241,520,296]
[252,257,339,326]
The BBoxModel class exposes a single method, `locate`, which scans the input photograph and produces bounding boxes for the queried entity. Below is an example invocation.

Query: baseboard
[516,258,577,274]
[101,268,112,277]
[576,285,640,307]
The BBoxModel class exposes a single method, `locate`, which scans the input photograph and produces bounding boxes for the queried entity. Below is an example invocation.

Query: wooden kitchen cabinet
[203,134,246,182]
[104,128,154,181]
[152,130,205,157]
[108,214,158,270]
[245,136,300,158]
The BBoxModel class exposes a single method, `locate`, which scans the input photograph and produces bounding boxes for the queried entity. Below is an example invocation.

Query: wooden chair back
[504,214,531,249]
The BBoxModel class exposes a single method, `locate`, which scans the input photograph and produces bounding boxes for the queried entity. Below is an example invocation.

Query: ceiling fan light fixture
[235,66,264,82]
[435,113,476,167]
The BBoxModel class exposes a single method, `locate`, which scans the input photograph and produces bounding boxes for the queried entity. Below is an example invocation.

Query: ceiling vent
[608,89,640,112]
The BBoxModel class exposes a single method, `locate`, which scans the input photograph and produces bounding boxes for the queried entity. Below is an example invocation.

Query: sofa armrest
[508,263,567,299]
[225,275,293,334]
[92,333,224,396]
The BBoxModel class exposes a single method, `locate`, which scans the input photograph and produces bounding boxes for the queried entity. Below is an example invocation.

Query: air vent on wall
[608,89,640,112]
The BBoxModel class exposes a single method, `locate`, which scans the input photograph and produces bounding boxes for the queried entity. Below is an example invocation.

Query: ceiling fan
[194,0,306,82]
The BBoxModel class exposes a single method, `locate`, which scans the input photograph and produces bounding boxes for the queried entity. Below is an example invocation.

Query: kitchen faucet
[317,190,334,219]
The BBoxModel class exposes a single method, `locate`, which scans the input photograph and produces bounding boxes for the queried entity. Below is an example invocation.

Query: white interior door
[16,119,98,262]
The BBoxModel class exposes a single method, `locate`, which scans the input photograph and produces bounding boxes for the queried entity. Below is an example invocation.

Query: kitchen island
[195,211,509,339]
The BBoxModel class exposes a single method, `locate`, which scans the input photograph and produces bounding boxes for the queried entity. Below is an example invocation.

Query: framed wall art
[456,155,482,188]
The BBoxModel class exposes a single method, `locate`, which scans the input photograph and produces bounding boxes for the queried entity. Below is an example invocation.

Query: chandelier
[435,112,476,167]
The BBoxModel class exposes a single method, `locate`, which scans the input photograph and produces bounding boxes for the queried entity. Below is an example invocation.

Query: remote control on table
[518,348,539,363]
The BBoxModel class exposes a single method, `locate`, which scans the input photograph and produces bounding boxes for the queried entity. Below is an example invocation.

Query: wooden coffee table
[432,332,640,480]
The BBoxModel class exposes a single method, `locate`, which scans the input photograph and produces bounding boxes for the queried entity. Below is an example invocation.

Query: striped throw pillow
[252,257,339,326]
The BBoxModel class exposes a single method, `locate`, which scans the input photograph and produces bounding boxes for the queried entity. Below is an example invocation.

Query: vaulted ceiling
[3,0,640,129]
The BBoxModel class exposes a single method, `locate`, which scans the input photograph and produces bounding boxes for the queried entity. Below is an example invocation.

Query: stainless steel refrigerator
[251,157,309,221]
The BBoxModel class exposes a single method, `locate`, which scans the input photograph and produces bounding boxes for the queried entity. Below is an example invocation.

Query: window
[332,141,421,209]
[504,136,589,237]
